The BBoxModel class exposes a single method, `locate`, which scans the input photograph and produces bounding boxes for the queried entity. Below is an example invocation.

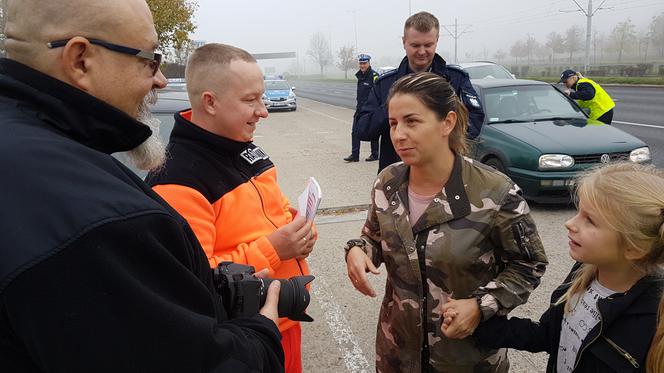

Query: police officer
[355,11,485,173]
[560,69,615,124]
[344,54,379,162]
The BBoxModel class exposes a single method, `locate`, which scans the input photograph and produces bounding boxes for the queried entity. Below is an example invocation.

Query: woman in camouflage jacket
[345,72,548,373]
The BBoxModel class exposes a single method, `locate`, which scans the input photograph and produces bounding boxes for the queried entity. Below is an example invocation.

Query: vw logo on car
[600,154,611,163]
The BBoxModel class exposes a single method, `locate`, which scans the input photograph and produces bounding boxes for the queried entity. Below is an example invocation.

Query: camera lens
[260,275,315,322]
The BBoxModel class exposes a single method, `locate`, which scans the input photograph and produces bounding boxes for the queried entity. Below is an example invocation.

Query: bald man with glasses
[0,0,284,372]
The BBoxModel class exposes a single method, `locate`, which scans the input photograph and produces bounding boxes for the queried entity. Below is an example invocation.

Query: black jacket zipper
[603,336,640,368]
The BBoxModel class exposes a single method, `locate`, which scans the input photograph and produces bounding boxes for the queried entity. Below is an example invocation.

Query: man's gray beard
[125,90,167,172]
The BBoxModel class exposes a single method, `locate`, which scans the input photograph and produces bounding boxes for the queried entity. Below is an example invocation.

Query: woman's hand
[346,246,380,297]
[440,298,481,339]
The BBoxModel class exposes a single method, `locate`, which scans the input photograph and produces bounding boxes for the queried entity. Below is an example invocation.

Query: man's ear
[59,37,97,92]
[201,91,217,115]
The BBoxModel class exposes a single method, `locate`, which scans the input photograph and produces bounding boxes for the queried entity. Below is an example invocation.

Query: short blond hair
[185,43,256,105]
[404,11,439,35]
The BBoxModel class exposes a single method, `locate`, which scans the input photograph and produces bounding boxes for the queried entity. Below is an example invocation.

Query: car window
[465,65,513,79]
[265,80,290,90]
[484,85,585,123]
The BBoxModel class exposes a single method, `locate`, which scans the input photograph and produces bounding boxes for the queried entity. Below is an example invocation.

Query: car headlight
[288,93,295,100]
[539,154,575,169]
[629,147,651,163]
[262,94,269,102]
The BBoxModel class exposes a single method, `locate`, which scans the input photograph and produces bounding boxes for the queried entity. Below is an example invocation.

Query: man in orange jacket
[146,43,316,373]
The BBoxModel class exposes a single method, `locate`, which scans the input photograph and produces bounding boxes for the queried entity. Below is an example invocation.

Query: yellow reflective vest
[575,78,615,120]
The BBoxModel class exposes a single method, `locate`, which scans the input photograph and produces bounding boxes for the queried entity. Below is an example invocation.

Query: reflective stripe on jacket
[576,78,615,120]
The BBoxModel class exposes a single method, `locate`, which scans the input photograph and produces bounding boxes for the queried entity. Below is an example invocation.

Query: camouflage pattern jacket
[359,155,548,373]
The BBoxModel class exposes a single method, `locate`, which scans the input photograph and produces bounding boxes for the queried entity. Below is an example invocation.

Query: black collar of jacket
[355,68,375,79]
[0,58,151,154]
[171,109,252,156]
[382,154,471,219]
[552,262,664,320]
[597,272,664,321]
[397,53,448,77]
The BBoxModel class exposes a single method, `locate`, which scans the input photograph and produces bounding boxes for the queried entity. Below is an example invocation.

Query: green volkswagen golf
[471,79,651,203]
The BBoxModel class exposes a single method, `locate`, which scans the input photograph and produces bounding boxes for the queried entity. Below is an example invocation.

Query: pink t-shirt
[408,187,436,227]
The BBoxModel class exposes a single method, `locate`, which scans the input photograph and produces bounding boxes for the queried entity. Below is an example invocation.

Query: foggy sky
[190,0,664,73]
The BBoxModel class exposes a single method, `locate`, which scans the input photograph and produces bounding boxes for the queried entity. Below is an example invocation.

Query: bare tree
[564,25,583,64]
[336,45,355,80]
[592,30,606,65]
[307,32,333,76]
[545,32,565,64]
[493,49,506,62]
[638,31,651,63]
[481,46,489,60]
[610,18,637,63]
[649,13,664,57]
[525,34,539,65]
[510,40,527,64]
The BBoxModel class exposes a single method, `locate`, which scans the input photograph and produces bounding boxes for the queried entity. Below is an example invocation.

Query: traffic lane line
[300,106,349,124]
[310,274,371,373]
[613,120,663,129]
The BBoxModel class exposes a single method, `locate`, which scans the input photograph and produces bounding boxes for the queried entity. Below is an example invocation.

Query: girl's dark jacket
[474,262,664,373]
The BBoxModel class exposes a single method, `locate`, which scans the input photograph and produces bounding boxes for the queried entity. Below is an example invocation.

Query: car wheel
[484,157,506,174]
[291,107,297,111]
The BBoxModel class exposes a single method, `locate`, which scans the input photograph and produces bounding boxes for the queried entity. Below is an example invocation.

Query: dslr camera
[214,262,314,322]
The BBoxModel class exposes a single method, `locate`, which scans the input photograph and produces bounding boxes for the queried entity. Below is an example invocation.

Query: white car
[455,61,516,80]
[377,66,396,76]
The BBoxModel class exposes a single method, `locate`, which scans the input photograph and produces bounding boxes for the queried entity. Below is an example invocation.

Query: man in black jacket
[343,54,379,163]
[0,0,284,372]
[355,11,485,173]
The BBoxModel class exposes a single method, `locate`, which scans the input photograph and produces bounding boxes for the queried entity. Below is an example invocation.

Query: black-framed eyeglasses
[47,38,162,76]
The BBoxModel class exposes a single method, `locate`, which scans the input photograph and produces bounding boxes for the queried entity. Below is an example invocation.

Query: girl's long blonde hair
[648,296,664,373]
[553,162,664,371]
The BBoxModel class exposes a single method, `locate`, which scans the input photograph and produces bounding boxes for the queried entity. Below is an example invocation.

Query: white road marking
[613,120,663,129]
[311,275,371,373]
[300,97,355,112]
[316,131,333,134]
[300,106,349,124]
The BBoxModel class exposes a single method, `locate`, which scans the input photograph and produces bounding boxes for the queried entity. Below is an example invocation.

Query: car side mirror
[291,86,296,91]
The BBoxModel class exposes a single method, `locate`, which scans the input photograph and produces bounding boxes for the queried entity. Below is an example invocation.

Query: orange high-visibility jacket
[147,110,311,333]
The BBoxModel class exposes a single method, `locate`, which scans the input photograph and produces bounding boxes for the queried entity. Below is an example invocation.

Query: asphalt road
[293,80,664,167]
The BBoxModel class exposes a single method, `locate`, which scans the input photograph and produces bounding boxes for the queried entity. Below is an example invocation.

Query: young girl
[444,162,664,372]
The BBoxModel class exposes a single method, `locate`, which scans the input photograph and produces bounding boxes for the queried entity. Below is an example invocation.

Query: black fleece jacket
[0,58,283,373]
[474,262,663,373]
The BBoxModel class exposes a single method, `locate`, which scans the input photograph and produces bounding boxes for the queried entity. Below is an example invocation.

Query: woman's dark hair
[386,72,469,155]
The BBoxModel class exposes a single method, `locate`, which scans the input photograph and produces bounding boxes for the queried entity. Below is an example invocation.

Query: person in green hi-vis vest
[560,69,616,124]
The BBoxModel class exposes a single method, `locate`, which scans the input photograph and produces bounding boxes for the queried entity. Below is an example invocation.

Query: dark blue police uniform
[356,54,485,172]
[350,67,379,160]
